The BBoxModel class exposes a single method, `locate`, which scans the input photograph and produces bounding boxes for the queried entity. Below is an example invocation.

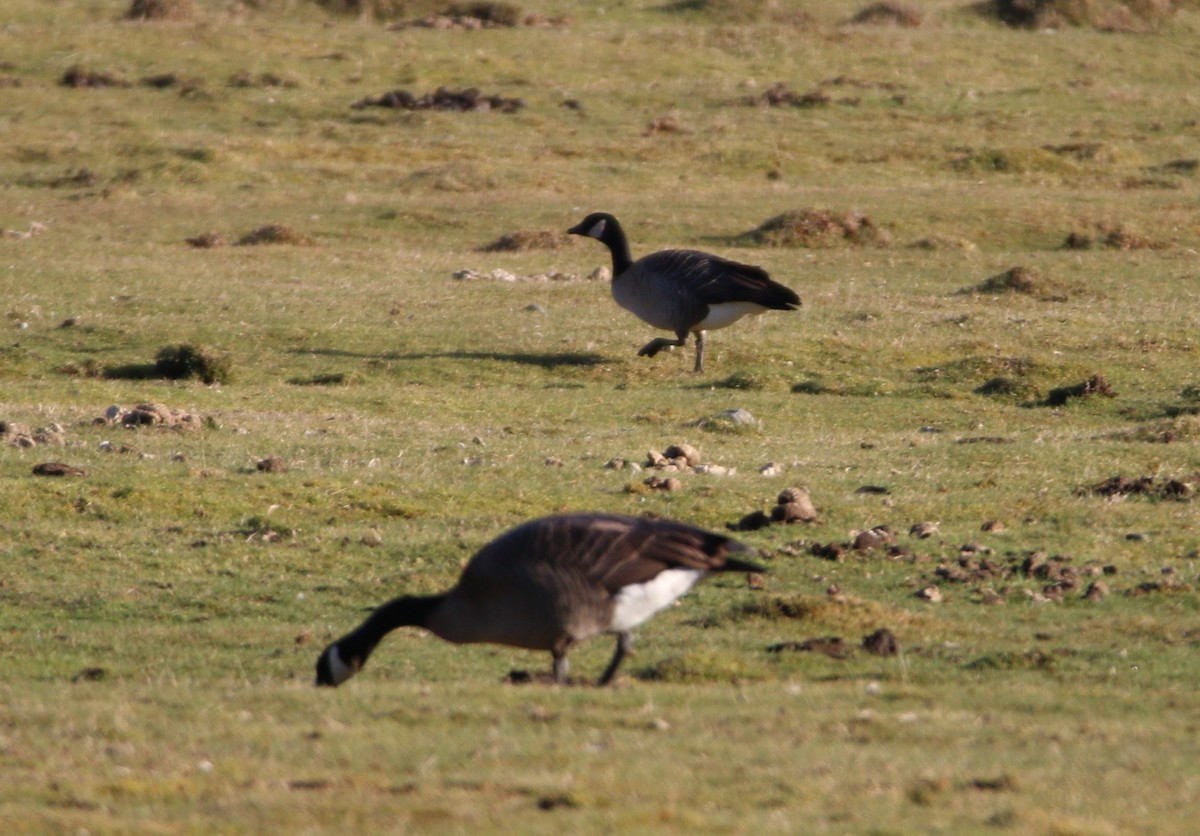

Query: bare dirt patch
[736,209,891,248]
[964,266,1070,301]
[352,87,524,113]
[987,0,1184,32]
[236,224,312,246]
[479,229,573,252]
[127,0,193,21]
[846,2,923,26]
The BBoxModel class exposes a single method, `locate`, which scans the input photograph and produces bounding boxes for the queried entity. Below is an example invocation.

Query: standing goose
[315,513,763,687]
[568,212,801,372]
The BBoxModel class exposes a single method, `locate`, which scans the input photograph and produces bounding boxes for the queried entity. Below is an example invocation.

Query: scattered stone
[352,86,524,113]
[110,403,202,430]
[909,521,939,539]
[759,462,784,477]
[1083,581,1108,601]
[982,519,1007,533]
[862,628,899,656]
[544,456,564,467]
[227,71,298,89]
[644,114,688,135]
[692,463,734,476]
[770,486,819,524]
[452,268,596,283]
[916,585,942,603]
[852,526,895,551]
[361,529,383,547]
[32,462,87,477]
[663,443,701,466]
[644,475,682,492]
[256,456,288,473]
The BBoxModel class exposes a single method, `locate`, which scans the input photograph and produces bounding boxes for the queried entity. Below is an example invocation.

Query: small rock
[1083,581,1108,602]
[693,463,733,476]
[909,521,939,539]
[916,585,942,603]
[644,475,682,492]
[256,456,288,473]
[718,407,756,426]
[663,443,701,466]
[524,303,546,313]
[759,462,784,477]
[544,456,564,467]
[862,628,899,656]
[981,519,1006,533]
[361,529,383,547]
[771,501,818,524]
[603,457,626,469]
[852,526,895,551]
[747,572,767,590]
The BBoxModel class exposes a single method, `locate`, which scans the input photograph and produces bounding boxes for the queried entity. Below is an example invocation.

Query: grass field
[2,0,1199,831]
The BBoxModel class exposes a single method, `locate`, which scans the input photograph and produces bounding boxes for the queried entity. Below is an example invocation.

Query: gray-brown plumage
[315,513,763,687]
[568,212,801,372]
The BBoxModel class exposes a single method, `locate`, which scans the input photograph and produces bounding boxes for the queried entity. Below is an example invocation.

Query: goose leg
[637,336,687,358]
[598,631,633,686]
[552,649,570,685]
[693,330,707,373]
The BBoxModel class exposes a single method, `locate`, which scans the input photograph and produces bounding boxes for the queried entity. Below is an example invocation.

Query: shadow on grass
[294,348,607,369]
[103,363,162,380]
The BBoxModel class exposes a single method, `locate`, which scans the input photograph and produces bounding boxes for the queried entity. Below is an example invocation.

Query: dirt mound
[1081,473,1196,500]
[737,209,890,248]
[352,87,524,113]
[479,229,572,252]
[967,266,1069,301]
[989,0,1182,32]
[1064,222,1169,251]
[235,224,312,246]
[127,0,193,20]
[846,2,923,26]
[60,66,129,88]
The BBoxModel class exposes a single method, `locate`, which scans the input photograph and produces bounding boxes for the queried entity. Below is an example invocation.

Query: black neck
[604,223,634,276]
[335,593,445,665]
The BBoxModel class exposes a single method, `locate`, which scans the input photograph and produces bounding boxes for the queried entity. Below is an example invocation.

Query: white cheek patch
[610,568,705,632]
[587,218,607,239]
[327,646,356,685]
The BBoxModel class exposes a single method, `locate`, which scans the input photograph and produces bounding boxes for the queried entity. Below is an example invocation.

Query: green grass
[2,0,1200,831]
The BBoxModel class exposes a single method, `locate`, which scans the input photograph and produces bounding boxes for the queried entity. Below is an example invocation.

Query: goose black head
[315,643,359,687]
[567,212,621,244]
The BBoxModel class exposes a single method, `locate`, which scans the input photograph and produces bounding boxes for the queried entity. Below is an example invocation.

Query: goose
[315,512,763,687]
[567,212,801,372]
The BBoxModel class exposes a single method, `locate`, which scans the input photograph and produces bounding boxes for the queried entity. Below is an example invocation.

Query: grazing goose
[567,212,801,372]
[315,513,763,687]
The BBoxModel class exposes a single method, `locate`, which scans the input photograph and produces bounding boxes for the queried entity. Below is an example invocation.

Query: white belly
[697,301,765,331]
[610,568,705,632]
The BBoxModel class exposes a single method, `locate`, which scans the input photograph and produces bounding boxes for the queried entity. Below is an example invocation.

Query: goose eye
[587,218,607,238]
